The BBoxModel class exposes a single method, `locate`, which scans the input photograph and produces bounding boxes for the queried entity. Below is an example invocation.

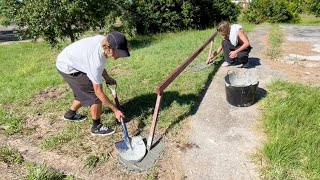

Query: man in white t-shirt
[56,31,130,136]
[206,21,252,68]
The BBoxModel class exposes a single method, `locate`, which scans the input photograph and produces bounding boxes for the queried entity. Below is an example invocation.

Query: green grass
[26,163,75,180]
[259,80,320,179]
[0,28,226,135]
[237,21,255,33]
[297,14,320,26]
[0,42,61,104]
[0,145,24,164]
[40,123,83,150]
[266,24,283,61]
[0,23,257,177]
[146,167,158,180]
[84,155,99,170]
[0,107,22,135]
[0,24,253,155]
[0,42,62,135]
[0,145,75,179]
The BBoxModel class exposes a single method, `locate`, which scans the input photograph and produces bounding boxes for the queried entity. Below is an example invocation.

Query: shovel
[107,84,146,162]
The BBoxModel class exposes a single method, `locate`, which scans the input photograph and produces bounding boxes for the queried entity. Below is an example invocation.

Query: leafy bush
[119,0,240,35]
[243,0,300,24]
[0,0,116,46]
[309,0,320,17]
[1,0,241,44]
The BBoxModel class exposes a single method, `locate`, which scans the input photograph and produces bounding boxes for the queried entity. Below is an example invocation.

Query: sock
[92,119,101,128]
[64,109,76,118]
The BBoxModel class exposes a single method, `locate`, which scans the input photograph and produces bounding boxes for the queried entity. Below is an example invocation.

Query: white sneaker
[221,61,230,67]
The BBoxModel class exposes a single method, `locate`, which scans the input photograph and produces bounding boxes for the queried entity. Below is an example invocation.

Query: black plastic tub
[224,71,259,107]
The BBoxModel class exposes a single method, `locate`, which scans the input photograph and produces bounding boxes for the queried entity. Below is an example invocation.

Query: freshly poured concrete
[119,136,164,171]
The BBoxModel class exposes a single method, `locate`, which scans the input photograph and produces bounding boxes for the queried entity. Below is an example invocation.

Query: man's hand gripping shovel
[107,84,146,162]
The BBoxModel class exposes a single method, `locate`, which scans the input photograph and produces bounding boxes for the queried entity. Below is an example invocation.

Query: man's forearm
[96,92,118,112]
[235,44,249,54]
[93,83,118,112]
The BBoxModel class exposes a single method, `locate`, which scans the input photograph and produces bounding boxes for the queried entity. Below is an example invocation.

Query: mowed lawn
[0,29,222,137]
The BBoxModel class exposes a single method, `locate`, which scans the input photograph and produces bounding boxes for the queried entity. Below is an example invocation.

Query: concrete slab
[119,136,164,172]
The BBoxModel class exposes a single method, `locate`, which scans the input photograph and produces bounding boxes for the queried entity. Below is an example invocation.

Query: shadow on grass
[119,91,199,130]
[163,60,222,135]
[128,36,156,50]
[109,59,222,135]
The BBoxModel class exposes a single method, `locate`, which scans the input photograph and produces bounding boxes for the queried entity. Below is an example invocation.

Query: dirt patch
[283,40,320,56]
[23,113,66,144]
[261,28,320,86]
[30,86,68,106]
[0,162,27,180]
[3,112,153,179]
[268,60,320,86]
[2,134,150,180]
[155,119,194,179]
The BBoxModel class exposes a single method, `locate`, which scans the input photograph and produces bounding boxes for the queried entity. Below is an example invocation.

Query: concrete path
[181,26,284,179]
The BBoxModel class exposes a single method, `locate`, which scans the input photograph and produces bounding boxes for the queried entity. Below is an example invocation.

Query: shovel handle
[121,117,132,149]
[108,84,131,149]
[107,84,122,111]
[107,84,117,96]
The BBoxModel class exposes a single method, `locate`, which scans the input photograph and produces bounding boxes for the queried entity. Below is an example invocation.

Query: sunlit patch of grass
[146,167,159,180]
[40,123,83,150]
[0,146,24,165]
[266,24,283,61]
[84,155,99,170]
[259,80,320,179]
[0,107,22,135]
[1,23,255,154]
[26,163,75,180]
[298,14,320,26]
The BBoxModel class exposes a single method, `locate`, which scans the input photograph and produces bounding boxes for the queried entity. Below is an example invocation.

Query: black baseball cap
[107,31,130,57]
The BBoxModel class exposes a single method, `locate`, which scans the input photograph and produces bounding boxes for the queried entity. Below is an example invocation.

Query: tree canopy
[1,0,241,46]
[242,0,320,24]
[0,0,115,45]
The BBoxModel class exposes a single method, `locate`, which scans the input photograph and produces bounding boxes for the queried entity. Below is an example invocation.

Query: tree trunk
[67,24,75,42]
[70,33,75,43]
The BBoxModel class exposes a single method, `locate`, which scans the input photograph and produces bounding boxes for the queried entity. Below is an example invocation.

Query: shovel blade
[115,136,146,162]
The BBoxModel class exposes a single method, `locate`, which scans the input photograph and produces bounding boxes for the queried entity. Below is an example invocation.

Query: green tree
[308,0,320,17]
[0,0,116,46]
[243,0,300,23]
[118,0,240,35]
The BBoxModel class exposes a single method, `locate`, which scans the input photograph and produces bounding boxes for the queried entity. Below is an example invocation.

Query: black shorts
[58,70,98,106]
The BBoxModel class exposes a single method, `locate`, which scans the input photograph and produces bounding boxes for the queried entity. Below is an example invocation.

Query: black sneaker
[240,61,250,68]
[91,124,115,136]
[63,114,87,122]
